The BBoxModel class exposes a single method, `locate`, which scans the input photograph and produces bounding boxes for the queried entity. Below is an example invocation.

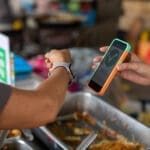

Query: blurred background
[0,0,150,127]
[1,0,150,149]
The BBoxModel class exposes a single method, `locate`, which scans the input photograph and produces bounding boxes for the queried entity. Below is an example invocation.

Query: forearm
[36,67,70,117]
[0,68,69,129]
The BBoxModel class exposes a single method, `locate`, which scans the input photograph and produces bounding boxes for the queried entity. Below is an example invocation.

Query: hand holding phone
[88,38,131,95]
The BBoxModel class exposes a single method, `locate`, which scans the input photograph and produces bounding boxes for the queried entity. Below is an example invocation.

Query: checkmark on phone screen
[105,50,120,67]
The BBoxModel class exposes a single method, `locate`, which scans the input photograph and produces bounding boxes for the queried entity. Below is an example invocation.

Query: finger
[92,65,97,70]
[93,56,102,63]
[46,63,52,68]
[45,52,51,59]
[45,61,53,68]
[99,46,108,52]
[45,58,50,63]
[120,70,150,86]
[117,62,139,72]
[118,62,150,79]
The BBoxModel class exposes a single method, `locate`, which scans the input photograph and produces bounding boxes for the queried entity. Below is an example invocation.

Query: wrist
[53,67,70,83]
[48,62,75,85]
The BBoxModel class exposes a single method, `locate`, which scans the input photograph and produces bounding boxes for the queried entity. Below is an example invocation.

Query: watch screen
[92,41,126,87]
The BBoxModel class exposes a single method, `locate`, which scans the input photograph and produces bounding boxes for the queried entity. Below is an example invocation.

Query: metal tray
[37,92,150,149]
[1,136,42,150]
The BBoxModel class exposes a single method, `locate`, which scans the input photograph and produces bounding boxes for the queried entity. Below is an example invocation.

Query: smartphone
[88,38,131,95]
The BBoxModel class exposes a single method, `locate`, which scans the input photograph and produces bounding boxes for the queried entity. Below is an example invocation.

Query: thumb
[117,62,139,72]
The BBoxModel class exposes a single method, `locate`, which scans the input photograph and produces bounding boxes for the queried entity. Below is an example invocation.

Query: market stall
[0,0,150,149]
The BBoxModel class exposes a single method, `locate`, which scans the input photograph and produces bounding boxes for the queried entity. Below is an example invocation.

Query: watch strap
[48,62,74,85]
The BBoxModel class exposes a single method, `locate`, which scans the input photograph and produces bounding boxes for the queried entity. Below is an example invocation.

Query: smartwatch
[48,62,74,85]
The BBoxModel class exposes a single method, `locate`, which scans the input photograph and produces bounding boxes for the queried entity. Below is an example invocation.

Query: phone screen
[89,41,127,92]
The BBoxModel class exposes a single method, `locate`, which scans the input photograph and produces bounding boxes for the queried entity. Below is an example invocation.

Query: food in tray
[1,130,22,150]
[76,112,96,126]
[73,127,91,136]
[97,128,119,140]
[0,129,22,138]
[7,129,22,138]
[47,111,144,149]
[89,139,144,150]
[63,136,81,143]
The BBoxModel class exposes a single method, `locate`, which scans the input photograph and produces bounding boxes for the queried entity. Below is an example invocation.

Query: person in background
[92,47,150,86]
[0,49,72,129]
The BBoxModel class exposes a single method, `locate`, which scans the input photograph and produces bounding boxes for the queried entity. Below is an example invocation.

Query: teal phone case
[102,38,131,59]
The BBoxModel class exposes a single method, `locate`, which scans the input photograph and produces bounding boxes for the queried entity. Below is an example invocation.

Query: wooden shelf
[124,0,148,1]
[70,0,94,1]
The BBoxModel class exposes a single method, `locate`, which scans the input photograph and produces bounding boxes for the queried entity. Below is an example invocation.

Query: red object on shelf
[28,55,49,78]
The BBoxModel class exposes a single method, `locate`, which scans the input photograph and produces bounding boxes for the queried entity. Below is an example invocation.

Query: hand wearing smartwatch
[45,49,74,85]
